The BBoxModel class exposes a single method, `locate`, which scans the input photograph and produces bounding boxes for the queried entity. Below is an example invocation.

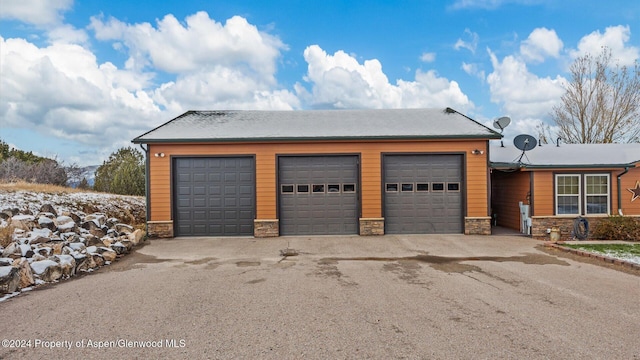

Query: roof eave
[132,134,502,144]
[489,162,638,169]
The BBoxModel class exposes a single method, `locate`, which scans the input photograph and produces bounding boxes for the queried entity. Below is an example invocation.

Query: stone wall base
[464,217,492,235]
[147,220,174,238]
[359,218,385,236]
[254,219,279,237]
[531,216,609,240]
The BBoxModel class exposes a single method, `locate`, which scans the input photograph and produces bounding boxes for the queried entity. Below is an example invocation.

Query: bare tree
[551,47,640,143]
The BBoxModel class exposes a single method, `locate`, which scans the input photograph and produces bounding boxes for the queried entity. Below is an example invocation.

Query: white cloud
[454,29,479,54]
[0,36,160,162]
[298,45,473,110]
[486,49,565,118]
[570,25,639,66]
[462,62,486,81]
[420,52,436,62]
[0,0,72,25]
[89,12,286,82]
[0,13,300,164]
[520,27,563,63]
[89,12,299,112]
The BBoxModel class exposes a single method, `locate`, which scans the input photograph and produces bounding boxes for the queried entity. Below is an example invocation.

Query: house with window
[132,108,502,238]
[490,143,640,238]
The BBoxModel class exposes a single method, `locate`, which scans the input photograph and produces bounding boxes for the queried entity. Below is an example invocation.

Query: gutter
[617,167,630,215]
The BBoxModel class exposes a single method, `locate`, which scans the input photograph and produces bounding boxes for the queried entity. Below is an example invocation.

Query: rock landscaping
[0,202,146,297]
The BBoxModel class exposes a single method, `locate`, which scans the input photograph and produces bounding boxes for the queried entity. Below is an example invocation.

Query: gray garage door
[279,156,359,235]
[384,154,463,234]
[174,157,255,236]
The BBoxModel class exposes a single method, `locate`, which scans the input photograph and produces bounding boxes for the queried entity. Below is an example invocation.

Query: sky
[0,0,639,166]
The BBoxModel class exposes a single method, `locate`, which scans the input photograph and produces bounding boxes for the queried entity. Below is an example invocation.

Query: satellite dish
[493,116,511,131]
[514,134,538,151]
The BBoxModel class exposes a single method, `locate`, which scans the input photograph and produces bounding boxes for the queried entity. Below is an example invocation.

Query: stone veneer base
[147,220,174,238]
[359,218,385,236]
[464,217,492,235]
[254,219,279,237]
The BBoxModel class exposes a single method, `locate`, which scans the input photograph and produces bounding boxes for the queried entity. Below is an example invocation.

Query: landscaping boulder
[12,258,34,289]
[56,216,77,233]
[127,229,146,246]
[39,204,58,217]
[53,255,76,278]
[30,260,62,282]
[11,215,36,231]
[0,266,20,294]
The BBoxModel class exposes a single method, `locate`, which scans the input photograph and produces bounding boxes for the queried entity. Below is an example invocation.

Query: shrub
[591,216,640,241]
[94,147,145,196]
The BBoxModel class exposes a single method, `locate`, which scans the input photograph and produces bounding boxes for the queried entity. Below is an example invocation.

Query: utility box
[550,227,561,242]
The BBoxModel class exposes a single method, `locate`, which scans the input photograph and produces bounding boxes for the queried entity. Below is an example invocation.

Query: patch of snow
[11,214,34,221]
[0,291,21,303]
[18,244,31,256]
[55,255,75,266]
[0,266,14,277]
[30,260,58,275]
[68,243,85,251]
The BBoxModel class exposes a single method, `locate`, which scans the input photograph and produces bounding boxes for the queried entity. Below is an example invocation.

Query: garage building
[132,108,501,238]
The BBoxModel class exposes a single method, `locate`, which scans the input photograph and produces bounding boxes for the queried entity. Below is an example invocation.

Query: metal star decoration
[629,181,640,202]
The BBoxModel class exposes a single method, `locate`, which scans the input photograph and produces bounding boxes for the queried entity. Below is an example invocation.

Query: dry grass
[0,181,94,194]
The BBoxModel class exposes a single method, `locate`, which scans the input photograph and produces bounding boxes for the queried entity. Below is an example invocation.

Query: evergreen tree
[94,147,145,195]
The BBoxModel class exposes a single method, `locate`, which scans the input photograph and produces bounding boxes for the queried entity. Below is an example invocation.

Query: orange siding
[532,171,554,216]
[491,170,531,230]
[621,165,640,215]
[147,140,490,222]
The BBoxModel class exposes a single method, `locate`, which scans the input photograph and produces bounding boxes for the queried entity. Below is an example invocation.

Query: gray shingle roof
[490,143,640,168]
[132,108,501,143]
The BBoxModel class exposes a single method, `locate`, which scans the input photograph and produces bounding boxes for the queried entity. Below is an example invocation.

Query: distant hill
[67,165,99,188]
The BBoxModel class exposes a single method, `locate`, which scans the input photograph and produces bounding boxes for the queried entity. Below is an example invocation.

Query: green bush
[94,147,145,196]
[591,216,640,241]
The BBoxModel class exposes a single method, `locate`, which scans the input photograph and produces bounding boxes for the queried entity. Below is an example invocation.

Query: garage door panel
[384,154,463,234]
[174,157,255,236]
[279,156,358,235]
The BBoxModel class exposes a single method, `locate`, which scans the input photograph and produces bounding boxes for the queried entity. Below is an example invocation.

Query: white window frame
[584,174,610,215]
[555,174,581,215]
[555,173,610,216]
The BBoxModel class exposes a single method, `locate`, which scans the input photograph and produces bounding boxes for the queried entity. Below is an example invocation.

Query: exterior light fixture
[154,153,165,158]
[471,149,484,155]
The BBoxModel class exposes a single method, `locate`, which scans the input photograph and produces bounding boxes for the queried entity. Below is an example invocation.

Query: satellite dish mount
[513,134,538,163]
[492,116,511,147]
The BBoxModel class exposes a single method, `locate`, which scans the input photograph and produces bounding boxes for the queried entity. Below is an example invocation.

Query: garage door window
[416,183,429,192]
[402,183,414,192]
[447,183,460,192]
[432,183,445,191]
[386,183,399,192]
[313,184,325,193]
[327,184,340,193]
[281,184,294,194]
[297,184,310,193]
[343,184,356,193]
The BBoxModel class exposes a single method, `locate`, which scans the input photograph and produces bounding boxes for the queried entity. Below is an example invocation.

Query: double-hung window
[555,174,609,215]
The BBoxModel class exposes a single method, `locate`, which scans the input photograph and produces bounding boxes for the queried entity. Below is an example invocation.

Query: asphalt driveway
[1,234,639,359]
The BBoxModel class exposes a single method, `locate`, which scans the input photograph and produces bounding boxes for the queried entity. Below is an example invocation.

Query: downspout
[139,144,150,221]
[617,167,630,215]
